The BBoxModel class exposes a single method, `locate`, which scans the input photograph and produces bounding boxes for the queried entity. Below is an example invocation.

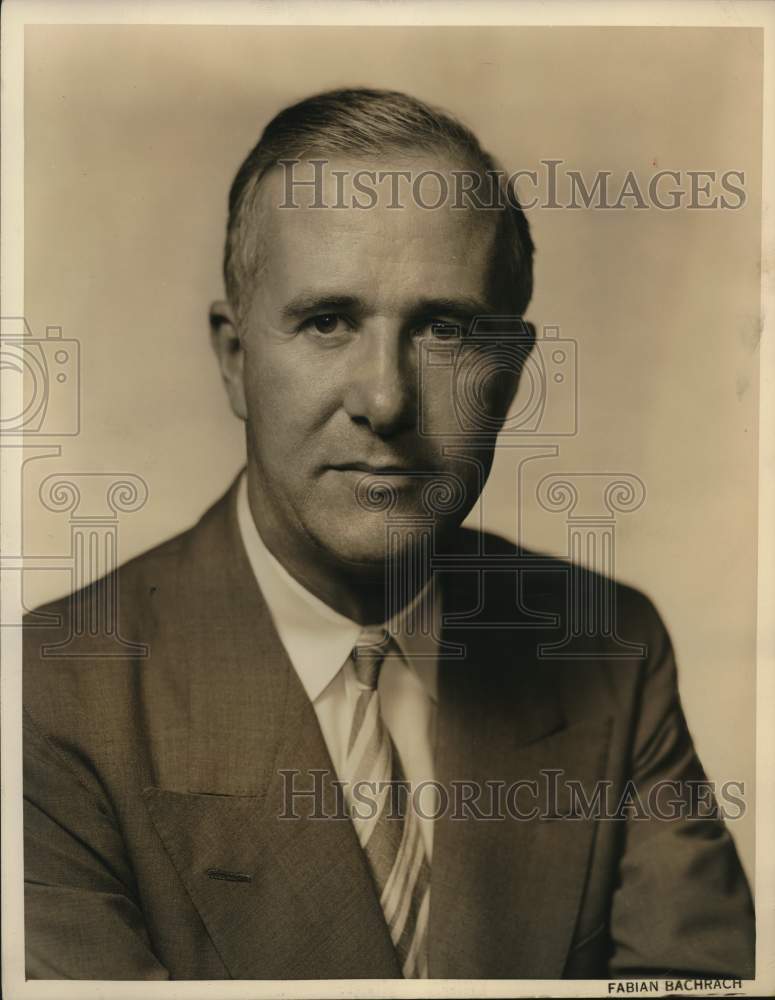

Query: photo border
[2,1,773,997]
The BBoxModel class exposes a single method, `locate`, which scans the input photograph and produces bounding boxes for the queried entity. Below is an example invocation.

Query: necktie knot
[352,627,391,690]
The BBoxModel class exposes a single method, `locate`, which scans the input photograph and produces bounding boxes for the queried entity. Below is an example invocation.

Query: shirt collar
[236,472,439,703]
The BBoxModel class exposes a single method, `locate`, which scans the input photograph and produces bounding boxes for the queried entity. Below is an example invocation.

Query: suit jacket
[23,476,755,980]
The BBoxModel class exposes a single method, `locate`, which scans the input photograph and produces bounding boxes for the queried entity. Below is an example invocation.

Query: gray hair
[223,87,534,323]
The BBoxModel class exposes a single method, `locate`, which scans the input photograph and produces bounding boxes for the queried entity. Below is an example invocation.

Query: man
[23,88,754,980]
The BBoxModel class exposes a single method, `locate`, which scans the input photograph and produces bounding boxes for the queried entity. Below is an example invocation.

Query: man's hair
[223,87,534,323]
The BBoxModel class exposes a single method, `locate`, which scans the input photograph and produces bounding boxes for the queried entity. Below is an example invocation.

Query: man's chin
[309,531,392,573]
[305,517,429,574]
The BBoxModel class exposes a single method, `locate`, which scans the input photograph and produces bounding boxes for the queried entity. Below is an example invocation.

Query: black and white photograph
[1,1,773,997]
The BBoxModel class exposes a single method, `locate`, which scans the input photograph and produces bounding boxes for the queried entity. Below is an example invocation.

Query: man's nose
[343,327,416,437]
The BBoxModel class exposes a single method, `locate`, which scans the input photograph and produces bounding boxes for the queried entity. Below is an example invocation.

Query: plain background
[22,25,761,880]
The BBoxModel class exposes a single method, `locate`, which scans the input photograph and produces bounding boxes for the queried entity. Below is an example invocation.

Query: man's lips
[329,462,418,475]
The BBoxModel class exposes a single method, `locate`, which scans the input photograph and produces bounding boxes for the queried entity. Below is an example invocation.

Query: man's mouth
[331,462,418,475]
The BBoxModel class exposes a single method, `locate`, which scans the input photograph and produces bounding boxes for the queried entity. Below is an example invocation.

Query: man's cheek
[418,374,459,437]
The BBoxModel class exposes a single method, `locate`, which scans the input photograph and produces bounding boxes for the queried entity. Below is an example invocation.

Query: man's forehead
[254,153,498,258]
[259,152,493,227]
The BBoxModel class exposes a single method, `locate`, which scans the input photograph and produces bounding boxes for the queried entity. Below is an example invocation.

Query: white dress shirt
[236,473,439,858]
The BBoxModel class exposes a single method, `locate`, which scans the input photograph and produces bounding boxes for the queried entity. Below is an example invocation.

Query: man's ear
[209,300,247,421]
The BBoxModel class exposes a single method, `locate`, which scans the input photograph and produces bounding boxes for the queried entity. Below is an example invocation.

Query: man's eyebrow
[281,294,362,321]
[279,293,495,324]
[410,297,494,321]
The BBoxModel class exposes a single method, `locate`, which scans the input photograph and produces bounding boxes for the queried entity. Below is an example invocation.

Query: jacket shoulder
[24,521,189,638]
[22,481,238,731]
[454,525,664,636]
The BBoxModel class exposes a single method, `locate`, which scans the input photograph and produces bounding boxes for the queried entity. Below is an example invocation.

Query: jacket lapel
[428,564,613,979]
[142,478,400,978]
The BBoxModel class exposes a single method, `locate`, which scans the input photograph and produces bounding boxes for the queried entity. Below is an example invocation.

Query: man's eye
[305,314,344,335]
[429,321,461,339]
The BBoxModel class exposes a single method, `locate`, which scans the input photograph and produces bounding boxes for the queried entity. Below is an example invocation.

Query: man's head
[210,88,535,586]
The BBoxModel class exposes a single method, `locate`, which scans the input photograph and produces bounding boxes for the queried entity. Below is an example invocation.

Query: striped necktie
[341,627,430,978]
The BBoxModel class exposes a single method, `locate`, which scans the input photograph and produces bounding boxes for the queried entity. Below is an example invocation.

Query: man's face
[217,155,522,573]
